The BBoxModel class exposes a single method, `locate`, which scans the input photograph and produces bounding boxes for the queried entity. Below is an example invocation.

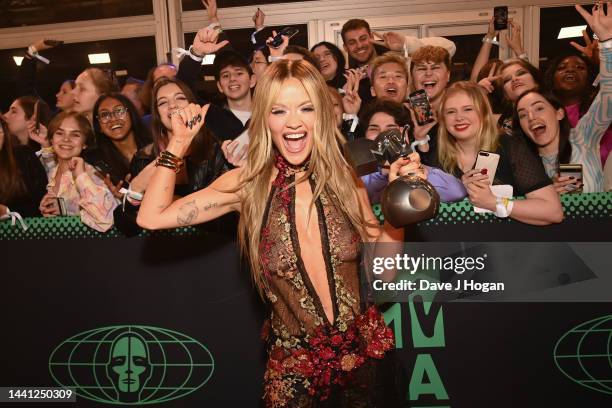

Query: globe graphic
[49,325,214,405]
[553,315,612,395]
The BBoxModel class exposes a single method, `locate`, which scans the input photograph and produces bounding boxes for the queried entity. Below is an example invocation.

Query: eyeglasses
[98,106,128,123]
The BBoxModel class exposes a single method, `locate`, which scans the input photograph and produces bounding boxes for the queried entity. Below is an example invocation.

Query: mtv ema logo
[49,325,214,405]
[554,315,612,395]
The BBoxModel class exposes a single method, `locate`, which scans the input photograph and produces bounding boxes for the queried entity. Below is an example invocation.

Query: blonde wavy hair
[437,81,500,173]
[236,59,374,295]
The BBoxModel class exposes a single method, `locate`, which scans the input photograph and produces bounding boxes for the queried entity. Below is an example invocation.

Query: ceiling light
[13,56,24,66]
[558,25,587,39]
[88,53,111,64]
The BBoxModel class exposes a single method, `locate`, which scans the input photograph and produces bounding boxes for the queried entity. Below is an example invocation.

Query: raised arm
[574,3,612,148]
[136,103,240,230]
[470,18,498,82]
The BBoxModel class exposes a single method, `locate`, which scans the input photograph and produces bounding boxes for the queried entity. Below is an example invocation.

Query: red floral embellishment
[264,306,394,402]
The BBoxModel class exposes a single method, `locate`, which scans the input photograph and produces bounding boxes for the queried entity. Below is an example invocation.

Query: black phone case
[493,7,508,30]
[270,27,299,48]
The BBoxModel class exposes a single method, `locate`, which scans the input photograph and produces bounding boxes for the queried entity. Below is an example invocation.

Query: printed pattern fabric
[258,156,396,407]
[46,162,118,232]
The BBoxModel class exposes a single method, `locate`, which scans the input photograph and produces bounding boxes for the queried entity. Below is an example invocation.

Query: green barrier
[1,193,610,240]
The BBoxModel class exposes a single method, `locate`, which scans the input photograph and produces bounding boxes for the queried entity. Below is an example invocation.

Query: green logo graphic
[49,325,214,405]
[554,315,612,395]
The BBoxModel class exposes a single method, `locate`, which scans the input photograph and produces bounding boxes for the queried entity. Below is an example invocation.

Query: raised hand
[576,2,612,42]
[167,103,210,158]
[267,30,289,57]
[341,69,362,115]
[406,105,437,150]
[570,29,600,66]
[202,0,219,23]
[477,64,502,94]
[192,26,229,56]
[253,8,265,30]
[31,38,61,53]
[504,20,525,56]
[26,102,50,147]
[381,31,405,52]
[485,17,499,41]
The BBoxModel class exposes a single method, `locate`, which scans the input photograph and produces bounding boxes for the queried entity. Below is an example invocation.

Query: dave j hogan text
[372,279,505,294]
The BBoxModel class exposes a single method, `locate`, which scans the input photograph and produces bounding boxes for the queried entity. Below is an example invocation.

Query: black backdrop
[2,232,612,406]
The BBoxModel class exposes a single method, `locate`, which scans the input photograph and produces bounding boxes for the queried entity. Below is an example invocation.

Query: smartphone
[409,89,435,126]
[34,100,41,132]
[43,39,64,47]
[474,150,500,185]
[269,27,299,48]
[559,163,583,193]
[493,6,509,31]
[51,197,68,216]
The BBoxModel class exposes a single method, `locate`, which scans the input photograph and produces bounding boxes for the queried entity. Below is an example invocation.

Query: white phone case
[474,151,500,186]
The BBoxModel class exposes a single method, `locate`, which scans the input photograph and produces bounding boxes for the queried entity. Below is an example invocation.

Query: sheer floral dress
[258,156,401,408]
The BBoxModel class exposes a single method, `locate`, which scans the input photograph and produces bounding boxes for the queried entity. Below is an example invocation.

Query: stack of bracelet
[155,150,184,173]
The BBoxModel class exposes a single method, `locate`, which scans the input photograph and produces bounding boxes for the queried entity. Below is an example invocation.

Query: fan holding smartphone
[433,81,563,225]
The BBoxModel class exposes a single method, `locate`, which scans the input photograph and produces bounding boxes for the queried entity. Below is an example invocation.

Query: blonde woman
[433,81,563,225]
[137,60,410,407]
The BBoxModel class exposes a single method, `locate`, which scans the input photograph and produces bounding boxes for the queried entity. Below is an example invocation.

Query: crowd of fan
[1,1,611,233]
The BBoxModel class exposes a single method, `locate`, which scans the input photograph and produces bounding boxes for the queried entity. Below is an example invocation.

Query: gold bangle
[155,158,182,173]
[156,150,184,173]
[160,150,184,163]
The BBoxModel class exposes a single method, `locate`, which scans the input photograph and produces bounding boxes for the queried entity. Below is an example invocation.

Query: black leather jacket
[114,142,230,236]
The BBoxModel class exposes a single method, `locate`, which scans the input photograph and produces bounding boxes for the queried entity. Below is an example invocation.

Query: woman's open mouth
[283,132,307,154]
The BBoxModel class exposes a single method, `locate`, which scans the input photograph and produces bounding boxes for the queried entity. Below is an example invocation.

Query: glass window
[0,0,153,28]
[436,34,499,83]
[539,5,595,73]
[0,37,157,111]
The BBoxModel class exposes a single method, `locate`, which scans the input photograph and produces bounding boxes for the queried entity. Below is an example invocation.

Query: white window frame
[0,2,169,64]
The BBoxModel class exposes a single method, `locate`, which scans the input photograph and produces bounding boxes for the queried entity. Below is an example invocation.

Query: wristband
[494,197,513,218]
[173,47,204,63]
[600,39,612,49]
[0,207,28,231]
[482,36,499,46]
[518,53,529,61]
[118,187,144,202]
[411,134,430,152]
[268,55,282,62]
[26,45,50,64]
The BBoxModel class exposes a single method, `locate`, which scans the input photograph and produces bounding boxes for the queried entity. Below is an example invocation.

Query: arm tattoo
[177,200,199,225]
[203,202,218,211]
